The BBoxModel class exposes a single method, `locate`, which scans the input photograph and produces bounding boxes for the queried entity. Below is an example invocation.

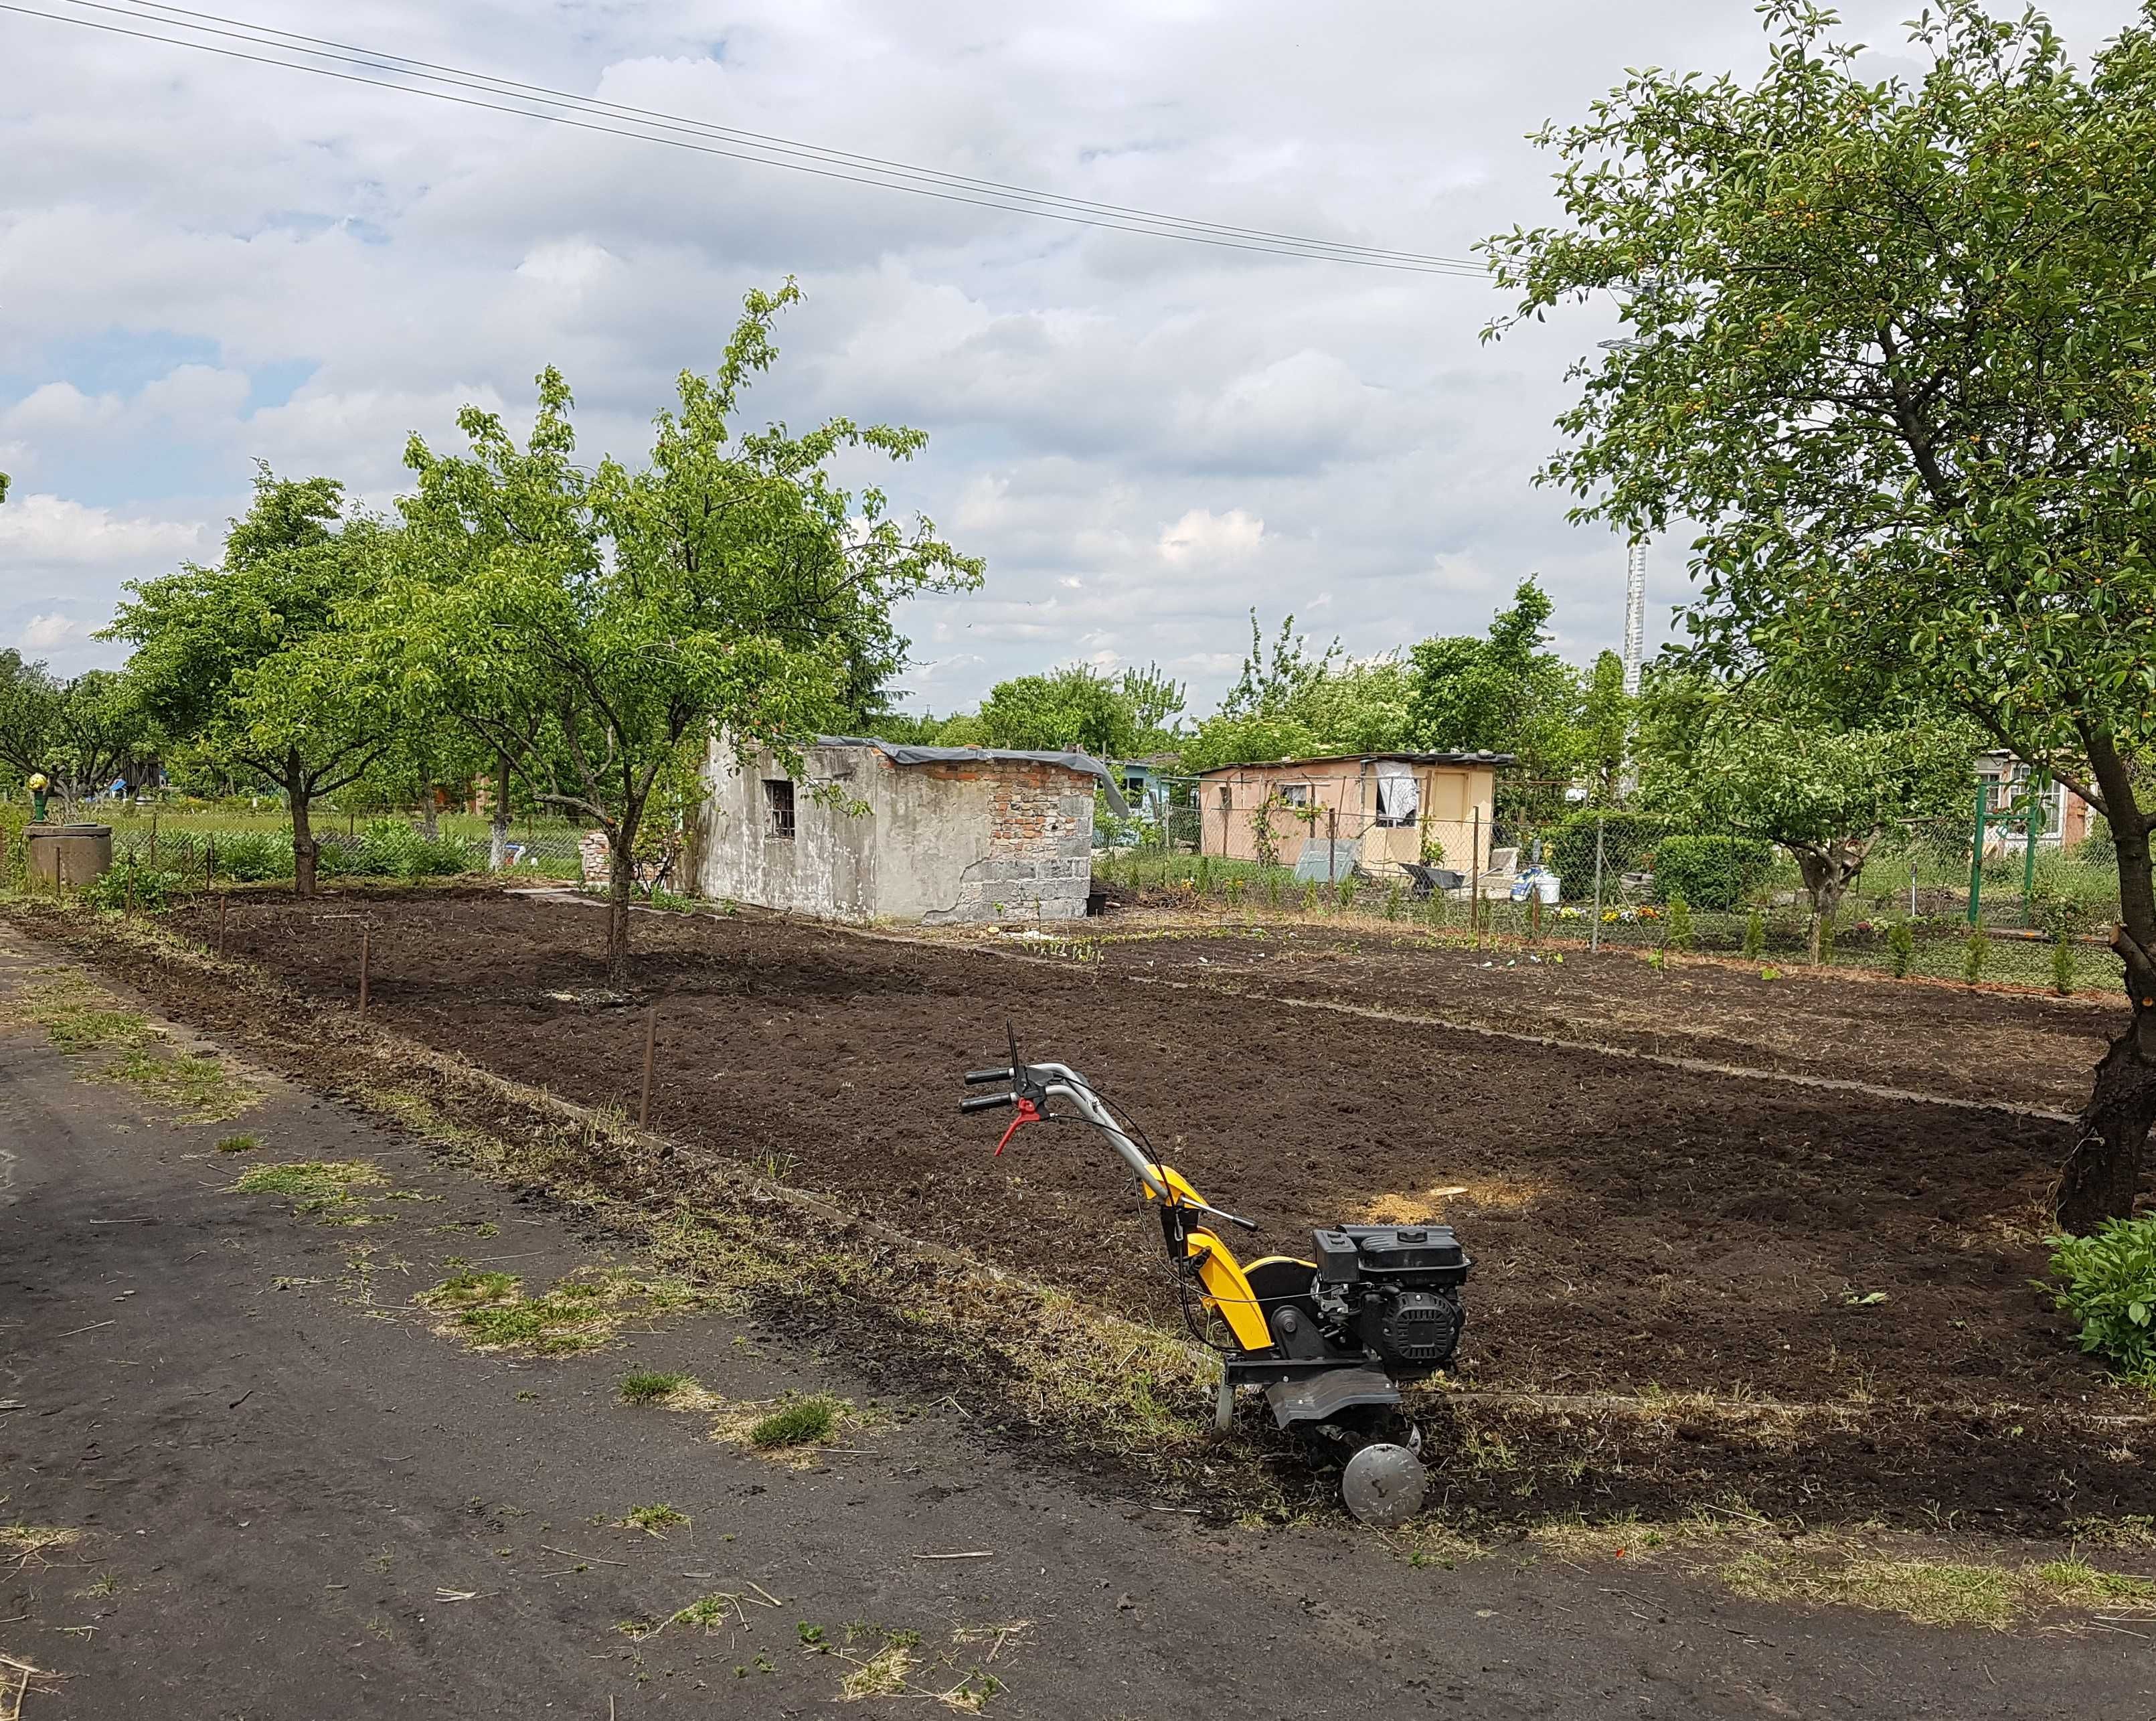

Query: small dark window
[763,778,796,839]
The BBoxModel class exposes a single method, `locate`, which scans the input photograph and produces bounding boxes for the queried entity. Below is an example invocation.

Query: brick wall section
[920,760,1095,924]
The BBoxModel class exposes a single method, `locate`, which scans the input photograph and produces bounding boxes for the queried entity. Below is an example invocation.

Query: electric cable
[5,0,1495,278]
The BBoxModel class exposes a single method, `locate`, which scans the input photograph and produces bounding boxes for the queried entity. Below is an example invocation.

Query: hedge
[1652,833,1775,910]
[1546,811,1674,896]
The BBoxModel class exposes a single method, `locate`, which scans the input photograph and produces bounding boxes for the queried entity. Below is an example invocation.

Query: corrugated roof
[1191,750,1515,776]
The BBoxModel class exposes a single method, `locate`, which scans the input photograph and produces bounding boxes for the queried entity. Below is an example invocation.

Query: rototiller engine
[957,1035,1471,1526]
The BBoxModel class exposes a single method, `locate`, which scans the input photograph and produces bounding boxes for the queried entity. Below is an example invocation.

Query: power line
[9,0,1495,278]
[114,0,1491,272]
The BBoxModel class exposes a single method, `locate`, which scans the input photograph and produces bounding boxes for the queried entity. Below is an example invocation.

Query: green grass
[234,1160,383,1200]
[748,1395,839,1450]
[106,1048,254,1120]
[419,1271,520,1308]
[215,1133,261,1153]
[623,1503,689,1535]
[620,1369,693,1405]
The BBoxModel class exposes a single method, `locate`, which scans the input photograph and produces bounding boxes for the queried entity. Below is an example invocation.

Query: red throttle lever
[993,1096,1041,1155]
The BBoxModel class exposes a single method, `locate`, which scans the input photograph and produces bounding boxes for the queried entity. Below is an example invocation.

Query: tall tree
[1575,649,1635,807]
[390,283,981,980]
[105,469,394,892]
[1639,671,1977,958]
[1118,662,1188,752]
[976,665,1137,758]
[1485,0,2156,1227]
[1408,579,1581,817]
[0,655,145,818]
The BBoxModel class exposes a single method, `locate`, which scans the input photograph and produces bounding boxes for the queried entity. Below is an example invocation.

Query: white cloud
[19,612,78,649]
[3,0,2146,711]
[1159,507,1264,568]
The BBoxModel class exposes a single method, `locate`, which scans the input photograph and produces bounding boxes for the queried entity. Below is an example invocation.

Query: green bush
[212,831,295,882]
[82,861,182,912]
[2053,934,2077,997]
[1742,908,1766,959]
[1963,928,1990,985]
[1888,920,1915,978]
[1663,892,1693,952]
[1546,811,1673,898]
[323,820,471,881]
[2048,1218,2156,1382]
[1652,834,1775,911]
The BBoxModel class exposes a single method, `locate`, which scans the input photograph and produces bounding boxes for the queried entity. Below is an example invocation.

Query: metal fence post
[2021,772,2044,926]
[1469,807,1481,922]
[1590,813,1605,953]
[1327,805,1337,883]
[1967,781,1988,929]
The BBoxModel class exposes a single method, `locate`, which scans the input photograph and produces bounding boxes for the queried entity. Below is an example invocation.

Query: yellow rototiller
[958,1034,1471,1526]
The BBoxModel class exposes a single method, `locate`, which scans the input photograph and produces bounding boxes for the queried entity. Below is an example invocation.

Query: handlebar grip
[963,1067,1014,1086]
[1224,1211,1261,1232]
[959,1092,1016,1113]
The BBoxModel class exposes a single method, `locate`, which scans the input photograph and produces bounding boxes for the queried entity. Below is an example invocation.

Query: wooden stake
[357,926,371,1018]
[637,1005,657,1128]
[218,891,228,956]
[207,837,216,888]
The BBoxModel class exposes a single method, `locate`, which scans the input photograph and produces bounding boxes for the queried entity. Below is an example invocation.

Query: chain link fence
[1094,774,2136,997]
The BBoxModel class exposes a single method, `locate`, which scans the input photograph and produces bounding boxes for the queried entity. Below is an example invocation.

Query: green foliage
[1334,876,1355,912]
[1742,908,1766,960]
[748,1395,839,1449]
[1177,612,1409,770]
[1963,929,1991,987]
[211,830,295,882]
[386,284,981,978]
[1663,892,1693,952]
[1406,580,1580,815]
[81,861,181,912]
[1487,0,2156,1013]
[977,665,1136,758]
[1546,810,1671,893]
[1385,881,1404,920]
[0,656,147,818]
[1889,920,1916,979]
[1224,874,1246,907]
[2054,934,2078,998]
[321,819,468,881]
[1575,649,1634,807]
[2048,1218,2156,1382]
[1652,834,1774,912]
[104,469,395,891]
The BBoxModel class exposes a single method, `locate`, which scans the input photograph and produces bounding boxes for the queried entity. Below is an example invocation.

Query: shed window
[762,778,796,839]
[1278,783,1310,807]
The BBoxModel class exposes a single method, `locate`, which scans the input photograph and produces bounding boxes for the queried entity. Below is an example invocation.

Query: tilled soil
[171,890,2113,1437]
[1076,916,2115,1113]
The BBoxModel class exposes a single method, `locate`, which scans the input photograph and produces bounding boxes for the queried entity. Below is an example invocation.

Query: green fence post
[1967,780,1988,930]
[2021,772,2045,927]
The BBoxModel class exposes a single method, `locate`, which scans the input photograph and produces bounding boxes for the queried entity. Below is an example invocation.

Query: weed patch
[105,1047,254,1119]
[417,1264,705,1356]
[215,1133,260,1154]
[620,1369,693,1406]
[749,1396,839,1450]
[622,1503,689,1536]
[234,1160,384,1202]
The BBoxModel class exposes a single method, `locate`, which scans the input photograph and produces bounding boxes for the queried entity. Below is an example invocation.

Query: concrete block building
[693,736,1124,924]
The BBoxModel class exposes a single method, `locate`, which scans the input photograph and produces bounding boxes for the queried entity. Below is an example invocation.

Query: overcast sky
[1,0,2142,712]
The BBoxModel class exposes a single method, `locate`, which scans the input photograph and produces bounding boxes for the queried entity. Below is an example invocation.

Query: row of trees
[19,284,979,978]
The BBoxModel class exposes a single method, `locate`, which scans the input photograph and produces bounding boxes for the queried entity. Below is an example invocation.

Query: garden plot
[162,888,2147,1530]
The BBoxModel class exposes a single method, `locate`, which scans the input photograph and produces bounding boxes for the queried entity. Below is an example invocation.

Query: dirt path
[5,931,2155,1718]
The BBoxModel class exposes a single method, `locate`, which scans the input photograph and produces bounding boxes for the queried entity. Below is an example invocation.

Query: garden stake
[638,1005,657,1128]
[1590,813,1605,954]
[217,892,228,956]
[358,926,371,1018]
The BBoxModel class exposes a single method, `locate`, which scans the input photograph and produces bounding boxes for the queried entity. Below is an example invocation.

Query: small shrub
[1888,920,1915,978]
[1963,928,1990,987]
[212,831,294,882]
[1299,880,1319,914]
[623,1503,689,1535]
[215,1133,260,1154]
[1663,892,1693,953]
[1263,870,1282,910]
[619,1369,691,1405]
[1384,882,1404,921]
[1651,833,1775,911]
[2048,1218,2156,1382]
[1742,908,1766,960]
[1224,875,1246,907]
[82,862,182,912]
[1422,892,1447,929]
[1333,876,1355,912]
[1818,917,1837,964]
[2054,934,2078,997]
[748,1395,839,1450]
[1194,855,1212,896]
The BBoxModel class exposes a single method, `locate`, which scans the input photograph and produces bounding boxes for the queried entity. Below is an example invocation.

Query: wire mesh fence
[1093,781,2136,998]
